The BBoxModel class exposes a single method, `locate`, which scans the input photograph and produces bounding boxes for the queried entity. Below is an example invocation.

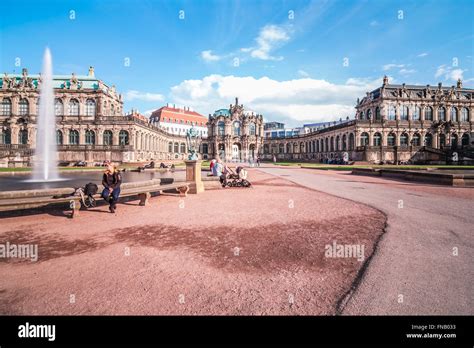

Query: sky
[0,0,473,127]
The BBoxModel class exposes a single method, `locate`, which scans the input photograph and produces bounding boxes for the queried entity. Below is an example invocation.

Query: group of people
[209,159,230,186]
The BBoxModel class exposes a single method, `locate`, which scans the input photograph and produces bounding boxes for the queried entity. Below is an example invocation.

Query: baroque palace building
[205,98,264,162]
[262,76,473,164]
[0,69,472,167]
[0,68,194,167]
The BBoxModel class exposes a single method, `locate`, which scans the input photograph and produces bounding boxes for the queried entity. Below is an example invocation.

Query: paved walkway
[259,167,474,315]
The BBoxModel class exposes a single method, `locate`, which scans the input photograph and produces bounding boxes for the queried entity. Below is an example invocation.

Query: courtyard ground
[0,170,385,315]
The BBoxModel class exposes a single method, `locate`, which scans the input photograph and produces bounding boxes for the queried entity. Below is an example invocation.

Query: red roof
[150,106,207,126]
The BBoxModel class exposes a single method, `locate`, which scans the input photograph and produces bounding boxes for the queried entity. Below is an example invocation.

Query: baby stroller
[222,166,251,188]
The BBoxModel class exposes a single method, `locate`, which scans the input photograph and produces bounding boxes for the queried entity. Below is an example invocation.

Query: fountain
[32,47,59,182]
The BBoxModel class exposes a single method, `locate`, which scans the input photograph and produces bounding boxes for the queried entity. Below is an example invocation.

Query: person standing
[256,155,261,167]
[272,154,276,164]
[101,162,122,213]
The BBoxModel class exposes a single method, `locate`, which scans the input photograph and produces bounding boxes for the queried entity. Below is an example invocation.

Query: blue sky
[1,0,473,126]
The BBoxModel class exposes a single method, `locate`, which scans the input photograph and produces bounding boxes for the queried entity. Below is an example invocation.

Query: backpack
[84,182,98,196]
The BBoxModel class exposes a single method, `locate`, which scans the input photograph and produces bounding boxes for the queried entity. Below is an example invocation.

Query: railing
[57,144,134,151]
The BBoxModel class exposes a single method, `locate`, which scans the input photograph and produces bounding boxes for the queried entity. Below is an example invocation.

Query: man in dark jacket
[101,162,122,213]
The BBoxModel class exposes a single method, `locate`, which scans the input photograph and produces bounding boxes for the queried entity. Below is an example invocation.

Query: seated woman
[101,163,122,213]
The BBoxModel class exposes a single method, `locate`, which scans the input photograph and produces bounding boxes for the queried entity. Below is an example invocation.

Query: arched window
[325,138,329,152]
[367,109,372,120]
[218,121,225,136]
[0,128,11,144]
[451,133,458,148]
[412,133,421,146]
[168,142,173,152]
[400,133,408,146]
[461,107,469,122]
[413,106,421,121]
[103,130,113,145]
[461,133,470,146]
[264,144,269,154]
[1,98,12,116]
[388,105,396,120]
[286,143,291,153]
[233,121,241,136]
[401,105,409,120]
[249,122,256,135]
[342,134,347,150]
[174,142,179,153]
[56,130,63,145]
[387,133,396,146]
[360,132,369,146]
[85,99,96,116]
[18,129,28,145]
[111,104,115,115]
[438,107,446,121]
[348,134,355,150]
[300,142,304,153]
[360,111,365,120]
[69,129,79,145]
[19,99,29,116]
[85,130,95,145]
[293,143,298,153]
[439,134,446,147]
[279,143,284,153]
[335,136,340,151]
[375,107,381,120]
[180,143,186,153]
[424,133,433,147]
[55,99,64,116]
[425,106,433,121]
[68,99,79,116]
[373,132,382,146]
[450,107,458,122]
[119,130,129,145]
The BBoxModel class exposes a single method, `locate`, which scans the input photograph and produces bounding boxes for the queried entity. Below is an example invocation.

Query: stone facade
[205,98,264,162]
[262,77,474,164]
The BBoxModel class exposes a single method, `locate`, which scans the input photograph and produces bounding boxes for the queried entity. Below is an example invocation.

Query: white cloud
[124,90,165,102]
[399,68,416,75]
[369,20,379,27]
[169,74,383,125]
[201,50,221,62]
[248,25,291,61]
[435,65,464,81]
[382,63,405,71]
[417,52,428,57]
[298,70,309,77]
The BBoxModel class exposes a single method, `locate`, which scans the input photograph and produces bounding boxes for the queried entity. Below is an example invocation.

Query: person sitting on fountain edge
[101,162,122,213]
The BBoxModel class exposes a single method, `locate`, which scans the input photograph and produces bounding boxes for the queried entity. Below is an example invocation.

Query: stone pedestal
[184,160,204,194]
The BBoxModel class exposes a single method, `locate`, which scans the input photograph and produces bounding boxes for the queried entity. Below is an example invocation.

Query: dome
[214,108,230,117]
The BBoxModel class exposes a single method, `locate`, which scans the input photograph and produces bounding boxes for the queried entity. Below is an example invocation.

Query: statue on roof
[2,73,11,89]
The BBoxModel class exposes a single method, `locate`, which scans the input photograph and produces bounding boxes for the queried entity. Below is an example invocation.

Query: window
[279,143,284,153]
[388,105,396,120]
[413,106,421,120]
[461,107,469,122]
[360,132,369,146]
[233,121,241,136]
[412,133,421,146]
[438,107,446,121]
[375,107,381,120]
[1,98,12,116]
[401,105,409,120]
[180,143,186,153]
[18,129,28,144]
[373,132,382,146]
[249,122,256,135]
[68,99,79,116]
[387,133,396,146]
[424,133,433,147]
[86,99,96,116]
[56,130,63,145]
[19,99,29,116]
[400,133,408,146]
[0,129,11,144]
[218,121,225,136]
[451,133,458,148]
[55,99,64,116]
[103,130,113,145]
[69,130,79,145]
[425,106,433,121]
[85,130,95,145]
[450,107,458,122]
[461,133,470,146]
[119,130,129,145]
[439,134,446,147]
[168,142,173,152]
[360,111,365,120]
[286,143,291,153]
[174,142,179,153]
